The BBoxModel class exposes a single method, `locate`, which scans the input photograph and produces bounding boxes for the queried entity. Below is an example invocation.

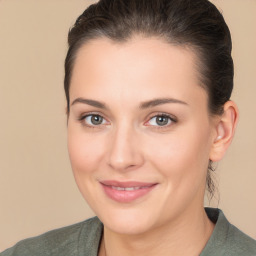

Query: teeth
[112,186,124,191]
[125,187,140,191]
[111,186,141,191]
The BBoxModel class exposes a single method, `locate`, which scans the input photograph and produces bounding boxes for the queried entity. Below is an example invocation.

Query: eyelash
[145,113,177,130]
[78,112,177,130]
[78,112,108,129]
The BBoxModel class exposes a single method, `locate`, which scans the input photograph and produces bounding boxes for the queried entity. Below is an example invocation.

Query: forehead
[70,36,207,108]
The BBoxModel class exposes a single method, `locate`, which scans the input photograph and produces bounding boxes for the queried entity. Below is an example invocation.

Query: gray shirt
[1,208,256,256]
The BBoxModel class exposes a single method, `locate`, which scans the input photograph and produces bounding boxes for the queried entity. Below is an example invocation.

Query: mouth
[100,180,158,203]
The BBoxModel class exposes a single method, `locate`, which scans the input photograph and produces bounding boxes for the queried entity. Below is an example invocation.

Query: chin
[96,207,159,235]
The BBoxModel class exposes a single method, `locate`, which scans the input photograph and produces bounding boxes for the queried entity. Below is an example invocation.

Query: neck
[99,206,215,256]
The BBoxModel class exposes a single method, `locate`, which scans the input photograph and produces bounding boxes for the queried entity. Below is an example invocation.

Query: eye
[147,114,176,127]
[81,114,108,126]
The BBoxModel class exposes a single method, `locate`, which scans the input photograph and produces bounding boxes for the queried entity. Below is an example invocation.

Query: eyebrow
[139,98,188,109]
[71,97,188,109]
[71,98,108,109]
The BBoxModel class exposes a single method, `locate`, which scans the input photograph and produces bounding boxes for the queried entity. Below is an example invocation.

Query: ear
[209,101,239,162]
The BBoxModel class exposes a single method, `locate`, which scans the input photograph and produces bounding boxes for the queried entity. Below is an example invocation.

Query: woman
[1,0,256,255]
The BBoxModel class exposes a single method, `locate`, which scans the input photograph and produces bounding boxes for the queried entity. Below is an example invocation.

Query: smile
[100,180,157,203]
[111,186,152,191]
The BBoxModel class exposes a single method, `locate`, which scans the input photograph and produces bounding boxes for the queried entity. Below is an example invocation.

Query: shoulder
[0,216,103,256]
[226,222,256,255]
[202,208,256,256]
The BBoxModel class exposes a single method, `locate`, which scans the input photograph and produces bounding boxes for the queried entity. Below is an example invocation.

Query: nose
[107,124,144,172]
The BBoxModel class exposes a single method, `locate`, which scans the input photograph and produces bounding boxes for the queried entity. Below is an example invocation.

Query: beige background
[0,0,255,251]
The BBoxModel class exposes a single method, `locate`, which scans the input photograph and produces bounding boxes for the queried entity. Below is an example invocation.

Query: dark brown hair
[64,0,233,197]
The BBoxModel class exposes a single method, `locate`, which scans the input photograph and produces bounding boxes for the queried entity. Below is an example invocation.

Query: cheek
[67,128,104,179]
[145,124,211,188]
[67,128,108,210]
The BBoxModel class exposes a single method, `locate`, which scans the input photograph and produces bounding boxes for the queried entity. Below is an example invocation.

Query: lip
[100,180,158,203]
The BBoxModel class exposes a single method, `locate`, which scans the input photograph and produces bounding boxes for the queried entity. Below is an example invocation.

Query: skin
[67,37,238,256]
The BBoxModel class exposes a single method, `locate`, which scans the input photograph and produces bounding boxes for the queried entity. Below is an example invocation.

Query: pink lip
[100,180,157,203]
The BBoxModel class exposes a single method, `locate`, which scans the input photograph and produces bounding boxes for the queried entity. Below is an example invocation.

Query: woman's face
[68,37,217,235]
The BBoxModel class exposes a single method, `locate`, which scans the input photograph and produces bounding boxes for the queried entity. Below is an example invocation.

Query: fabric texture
[1,208,256,256]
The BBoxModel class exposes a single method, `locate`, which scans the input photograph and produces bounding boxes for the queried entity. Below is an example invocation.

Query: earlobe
[210,101,239,162]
